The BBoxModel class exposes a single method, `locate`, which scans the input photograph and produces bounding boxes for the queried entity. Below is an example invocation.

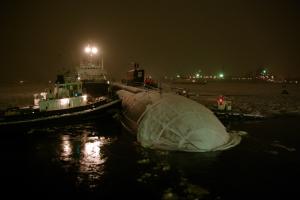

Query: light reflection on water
[59,130,114,187]
[24,116,300,198]
[60,135,72,161]
[80,136,106,173]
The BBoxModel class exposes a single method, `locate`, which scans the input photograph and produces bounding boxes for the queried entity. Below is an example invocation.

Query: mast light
[85,46,91,53]
[92,47,98,54]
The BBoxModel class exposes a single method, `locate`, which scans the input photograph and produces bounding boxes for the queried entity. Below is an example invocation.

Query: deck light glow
[60,98,70,106]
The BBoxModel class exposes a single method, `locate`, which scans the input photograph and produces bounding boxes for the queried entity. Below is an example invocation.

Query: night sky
[1,0,299,82]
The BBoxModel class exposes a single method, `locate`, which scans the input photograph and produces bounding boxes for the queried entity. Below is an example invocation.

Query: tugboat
[77,44,109,97]
[0,46,121,129]
[0,75,121,129]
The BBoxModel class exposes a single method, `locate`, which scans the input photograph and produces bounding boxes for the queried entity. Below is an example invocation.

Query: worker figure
[217,95,226,110]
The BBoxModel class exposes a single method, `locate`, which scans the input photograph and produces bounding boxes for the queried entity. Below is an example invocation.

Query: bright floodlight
[85,46,91,53]
[92,47,98,54]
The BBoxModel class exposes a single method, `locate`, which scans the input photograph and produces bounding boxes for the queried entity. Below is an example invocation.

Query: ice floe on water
[270,141,296,152]
[166,82,300,117]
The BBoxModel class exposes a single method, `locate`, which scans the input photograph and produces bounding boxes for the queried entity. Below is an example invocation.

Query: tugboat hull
[0,98,121,130]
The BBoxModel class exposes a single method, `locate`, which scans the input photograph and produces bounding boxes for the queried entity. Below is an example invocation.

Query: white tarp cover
[117,90,241,152]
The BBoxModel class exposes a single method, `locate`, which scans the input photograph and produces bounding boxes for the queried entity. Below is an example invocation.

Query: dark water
[1,116,300,199]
